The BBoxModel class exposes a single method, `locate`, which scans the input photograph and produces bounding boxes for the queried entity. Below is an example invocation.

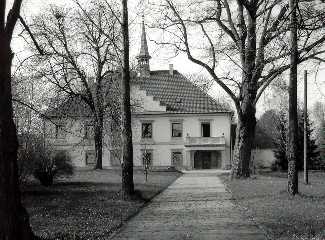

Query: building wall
[132,113,232,169]
[47,112,232,169]
[45,118,112,168]
[47,85,232,169]
[251,148,276,168]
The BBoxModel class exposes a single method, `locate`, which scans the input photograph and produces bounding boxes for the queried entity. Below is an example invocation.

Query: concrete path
[110,170,267,240]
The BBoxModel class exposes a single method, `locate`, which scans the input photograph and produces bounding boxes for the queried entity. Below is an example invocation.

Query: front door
[202,151,211,169]
[194,151,211,169]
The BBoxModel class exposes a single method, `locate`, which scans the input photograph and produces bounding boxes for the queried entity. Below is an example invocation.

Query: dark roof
[45,96,92,117]
[45,70,232,118]
[133,70,231,113]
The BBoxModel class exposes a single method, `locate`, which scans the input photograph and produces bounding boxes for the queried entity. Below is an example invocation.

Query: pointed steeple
[137,16,151,77]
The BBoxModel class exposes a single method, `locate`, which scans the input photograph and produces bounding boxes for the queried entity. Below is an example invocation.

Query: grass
[220,171,325,240]
[22,169,182,240]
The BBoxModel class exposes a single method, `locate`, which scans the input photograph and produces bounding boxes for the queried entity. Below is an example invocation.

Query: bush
[33,150,74,186]
[17,133,44,184]
[270,162,278,172]
[17,148,35,184]
[17,133,73,186]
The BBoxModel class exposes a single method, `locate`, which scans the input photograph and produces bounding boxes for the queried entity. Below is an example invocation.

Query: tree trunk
[231,98,257,178]
[0,34,35,240]
[287,0,299,195]
[94,116,103,170]
[231,10,257,179]
[121,0,134,199]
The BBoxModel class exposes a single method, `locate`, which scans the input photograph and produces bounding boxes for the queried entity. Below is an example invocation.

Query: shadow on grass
[297,193,325,200]
[22,170,182,240]
[22,182,122,199]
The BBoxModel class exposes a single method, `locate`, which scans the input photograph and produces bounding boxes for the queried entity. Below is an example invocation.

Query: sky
[6,0,325,117]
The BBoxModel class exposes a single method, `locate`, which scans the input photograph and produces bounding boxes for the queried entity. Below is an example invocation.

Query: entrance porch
[184,136,228,170]
[193,150,221,169]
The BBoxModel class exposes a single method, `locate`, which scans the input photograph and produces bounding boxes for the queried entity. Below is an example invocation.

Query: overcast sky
[6,0,325,117]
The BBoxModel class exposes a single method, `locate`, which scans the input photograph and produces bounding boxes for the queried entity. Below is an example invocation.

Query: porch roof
[184,136,226,150]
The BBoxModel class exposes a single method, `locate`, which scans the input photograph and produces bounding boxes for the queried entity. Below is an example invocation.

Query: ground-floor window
[141,149,153,168]
[171,151,183,168]
[85,150,96,165]
[110,149,122,167]
[110,149,121,166]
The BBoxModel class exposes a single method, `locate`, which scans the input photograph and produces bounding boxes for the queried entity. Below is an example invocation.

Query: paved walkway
[110,170,267,240]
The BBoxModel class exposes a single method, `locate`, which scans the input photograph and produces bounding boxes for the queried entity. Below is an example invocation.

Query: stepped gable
[132,70,231,113]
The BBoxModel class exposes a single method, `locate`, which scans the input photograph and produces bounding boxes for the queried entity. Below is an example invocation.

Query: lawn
[220,171,325,240]
[22,169,182,240]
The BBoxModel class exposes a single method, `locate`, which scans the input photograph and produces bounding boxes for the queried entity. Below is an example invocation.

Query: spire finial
[137,15,151,77]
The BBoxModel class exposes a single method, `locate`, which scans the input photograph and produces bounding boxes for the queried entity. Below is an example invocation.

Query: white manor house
[45,21,233,170]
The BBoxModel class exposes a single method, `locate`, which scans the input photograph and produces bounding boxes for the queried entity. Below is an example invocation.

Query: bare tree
[150,0,325,178]
[0,0,36,239]
[28,0,122,169]
[121,0,135,199]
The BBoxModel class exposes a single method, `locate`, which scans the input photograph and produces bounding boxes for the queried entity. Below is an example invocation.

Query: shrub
[17,133,73,186]
[17,133,44,184]
[17,148,35,184]
[273,110,320,171]
[270,162,278,172]
[33,150,74,186]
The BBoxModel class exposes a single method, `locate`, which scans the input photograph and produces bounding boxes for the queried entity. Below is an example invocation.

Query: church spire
[137,16,151,77]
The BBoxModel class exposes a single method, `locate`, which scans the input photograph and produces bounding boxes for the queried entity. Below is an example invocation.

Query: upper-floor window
[142,122,152,138]
[201,122,210,137]
[55,124,65,139]
[171,122,182,137]
[85,124,94,139]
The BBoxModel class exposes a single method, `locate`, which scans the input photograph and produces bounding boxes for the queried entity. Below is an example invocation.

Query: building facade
[45,20,233,170]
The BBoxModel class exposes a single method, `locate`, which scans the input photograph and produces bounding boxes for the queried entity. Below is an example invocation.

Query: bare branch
[5,0,23,40]
[18,16,44,55]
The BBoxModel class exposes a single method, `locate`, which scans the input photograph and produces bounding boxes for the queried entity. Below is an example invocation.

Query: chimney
[169,64,174,76]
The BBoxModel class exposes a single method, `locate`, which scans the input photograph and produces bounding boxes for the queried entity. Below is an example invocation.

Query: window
[142,150,153,167]
[85,124,94,139]
[53,150,69,159]
[141,122,152,138]
[201,123,211,137]
[110,121,121,147]
[171,151,183,168]
[85,150,96,165]
[55,124,65,139]
[171,122,182,137]
[110,149,121,167]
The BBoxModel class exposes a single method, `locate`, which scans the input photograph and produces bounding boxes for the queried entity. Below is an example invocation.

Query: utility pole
[304,70,308,184]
